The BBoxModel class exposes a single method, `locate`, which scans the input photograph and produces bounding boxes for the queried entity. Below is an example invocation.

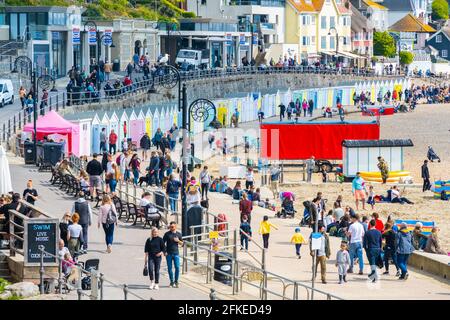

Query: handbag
[143,265,148,277]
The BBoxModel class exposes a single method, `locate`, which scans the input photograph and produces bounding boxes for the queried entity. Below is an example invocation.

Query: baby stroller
[280,197,296,218]
[79,259,100,291]
[427,146,441,163]
[300,200,312,226]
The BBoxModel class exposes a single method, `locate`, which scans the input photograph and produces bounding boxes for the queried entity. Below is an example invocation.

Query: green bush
[432,0,449,20]
[0,278,11,294]
[399,51,414,65]
[373,31,397,58]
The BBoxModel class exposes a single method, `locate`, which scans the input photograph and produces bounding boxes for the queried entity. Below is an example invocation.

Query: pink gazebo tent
[23,111,79,155]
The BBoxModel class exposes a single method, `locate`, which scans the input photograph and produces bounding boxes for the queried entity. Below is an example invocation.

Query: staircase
[0,250,12,282]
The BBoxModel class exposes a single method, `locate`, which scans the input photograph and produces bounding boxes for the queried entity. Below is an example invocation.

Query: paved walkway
[7,156,208,300]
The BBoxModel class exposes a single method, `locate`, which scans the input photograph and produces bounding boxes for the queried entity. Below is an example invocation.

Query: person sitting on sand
[424,227,447,255]
[390,186,414,205]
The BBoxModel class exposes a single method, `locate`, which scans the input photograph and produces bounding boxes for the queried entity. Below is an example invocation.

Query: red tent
[23,111,78,154]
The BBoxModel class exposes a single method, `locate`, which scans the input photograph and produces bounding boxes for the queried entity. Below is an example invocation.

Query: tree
[373,31,396,58]
[399,51,414,65]
[432,0,449,20]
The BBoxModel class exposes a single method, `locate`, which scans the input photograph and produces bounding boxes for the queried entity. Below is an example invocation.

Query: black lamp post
[100,34,115,65]
[84,21,101,91]
[158,65,219,236]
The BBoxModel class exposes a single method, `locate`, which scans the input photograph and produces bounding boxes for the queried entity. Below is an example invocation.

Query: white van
[0,79,14,108]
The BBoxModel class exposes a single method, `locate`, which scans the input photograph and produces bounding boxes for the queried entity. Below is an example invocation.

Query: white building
[185,0,286,58]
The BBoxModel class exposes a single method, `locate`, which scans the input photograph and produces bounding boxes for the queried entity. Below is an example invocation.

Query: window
[442,50,448,58]
[302,36,308,45]
[321,16,326,29]
[330,17,335,29]
[311,16,315,24]
[343,37,347,45]
[201,0,206,5]
[311,36,316,44]
[330,36,335,49]
[321,36,326,49]
[436,34,442,43]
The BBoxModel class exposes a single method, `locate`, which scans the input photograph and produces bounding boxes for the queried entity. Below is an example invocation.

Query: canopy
[0,146,13,194]
[23,111,78,154]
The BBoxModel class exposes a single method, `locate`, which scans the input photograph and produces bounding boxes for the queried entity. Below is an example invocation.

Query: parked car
[0,79,14,107]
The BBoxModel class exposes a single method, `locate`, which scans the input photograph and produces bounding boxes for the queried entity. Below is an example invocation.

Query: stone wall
[60,73,387,116]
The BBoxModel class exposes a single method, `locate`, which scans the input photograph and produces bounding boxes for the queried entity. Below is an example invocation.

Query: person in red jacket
[239,192,253,224]
[371,212,385,233]
[109,129,118,155]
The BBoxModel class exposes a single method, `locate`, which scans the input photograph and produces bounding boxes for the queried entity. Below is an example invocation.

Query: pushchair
[300,200,312,226]
[79,259,100,291]
[427,146,441,162]
[279,197,296,218]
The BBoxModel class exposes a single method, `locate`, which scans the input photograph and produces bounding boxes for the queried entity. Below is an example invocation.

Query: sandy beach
[197,100,450,251]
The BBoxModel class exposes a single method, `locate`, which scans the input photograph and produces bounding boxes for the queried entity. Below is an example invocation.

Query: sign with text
[239,33,246,45]
[103,29,113,45]
[24,219,59,266]
[226,33,232,46]
[311,232,322,250]
[252,33,258,45]
[72,27,80,44]
[88,28,97,45]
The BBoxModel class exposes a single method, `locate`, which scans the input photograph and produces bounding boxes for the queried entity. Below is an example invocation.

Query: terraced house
[285,0,359,65]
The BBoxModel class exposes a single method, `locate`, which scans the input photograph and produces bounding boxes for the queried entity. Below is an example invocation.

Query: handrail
[1,65,384,146]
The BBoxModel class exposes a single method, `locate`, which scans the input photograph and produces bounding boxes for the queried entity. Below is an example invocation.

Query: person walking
[71,192,92,254]
[67,213,83,257]
[199,166,211,200]
[346,214,365,275]
[421,160,431,192]
[86,153,103,199]
[290,227,306,259]
[140,132,151,161]
[382,222,400,276]
[152,128,163,151]
[129,153,141,186]
[104,60,112,81]
[166,174,181,213]
[278,102,286,121]
[309,225,330,284]
[109,129,118,155]
[239,215,252,251]
[335,242,350,284]
[259,215,278,249]
[364,220,382,283]
[22,179,38,206]
[305,156,315,183]
[19,86,27,109]
[351,172,367,210]
[148,151,160,186]
[377,156,389,184]
[269,165,281,199]
[239,193,253,223]
[109,163,120,193]
[396,222,414,280]
[163,222,183,288]
[98,195,118,253]
[245,167,254,190]
[144,228,166,290]
[308,98,314,117]
[99,128,107,153]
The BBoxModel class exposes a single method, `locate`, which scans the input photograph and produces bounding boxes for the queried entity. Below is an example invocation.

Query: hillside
[3,0,195,22]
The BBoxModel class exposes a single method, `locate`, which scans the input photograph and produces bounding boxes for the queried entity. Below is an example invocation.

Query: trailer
[259,120,380,172]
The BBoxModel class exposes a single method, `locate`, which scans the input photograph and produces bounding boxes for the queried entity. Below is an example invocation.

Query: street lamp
[159,65,219,236]
[83,21,102,91]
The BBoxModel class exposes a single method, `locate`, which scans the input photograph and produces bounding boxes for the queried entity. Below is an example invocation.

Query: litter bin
[113,59,120,72]
[186,205,202,238]
[37,142,63,166]
[24,141,35,164]
[214,252,233,286]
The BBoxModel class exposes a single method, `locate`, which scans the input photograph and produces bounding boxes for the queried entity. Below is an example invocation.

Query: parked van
[0,79,14,107]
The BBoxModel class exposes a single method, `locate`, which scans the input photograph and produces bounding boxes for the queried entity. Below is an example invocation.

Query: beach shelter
[152,108,160,137]
[275,90,281,116]
[163,107,171,133]
[100,111,110,134]
[90,113,102,154]
[64,112,95,157]
[108,111,120,137]
[217,100,228,127]
[0,146,13,194]
[23,111,78,155]
[144,107,153,136]
[128,109,141,143]
[118,110,129,143]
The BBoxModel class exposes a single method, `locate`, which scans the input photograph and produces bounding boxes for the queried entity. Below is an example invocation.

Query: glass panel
[10,13,18,40]
[19,13,27,40]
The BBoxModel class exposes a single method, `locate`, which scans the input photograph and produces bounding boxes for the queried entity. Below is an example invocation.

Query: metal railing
[181,223,343,300]
[36,246,149,300]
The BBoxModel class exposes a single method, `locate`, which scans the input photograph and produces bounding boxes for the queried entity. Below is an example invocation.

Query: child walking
[239,215,252,251]
[367,185,375,209]
[258,215,278,249]
[290,227,306,259]
[335,242,351,284]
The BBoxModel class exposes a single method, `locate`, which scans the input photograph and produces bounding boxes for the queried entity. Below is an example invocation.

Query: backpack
[106,207,117,226]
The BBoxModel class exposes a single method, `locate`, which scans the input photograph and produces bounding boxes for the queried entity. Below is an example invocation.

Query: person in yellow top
[290,227,307,259]
[259,215,278,249]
